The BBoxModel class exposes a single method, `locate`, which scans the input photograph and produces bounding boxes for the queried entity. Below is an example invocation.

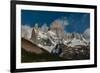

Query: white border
[16,4,95,69]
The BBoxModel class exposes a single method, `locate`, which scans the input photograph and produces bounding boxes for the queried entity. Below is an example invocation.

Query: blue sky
[21,10,90,33]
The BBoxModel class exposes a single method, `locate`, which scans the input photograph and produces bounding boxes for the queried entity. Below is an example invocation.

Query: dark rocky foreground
[21,38,65,63]
[21,46,90,63]
[21,48,65,62]
[21,38,90,63]
[60,45,90,60]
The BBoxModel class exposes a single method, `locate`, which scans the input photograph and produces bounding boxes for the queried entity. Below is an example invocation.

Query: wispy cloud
[21,25,33,39]
[54,17,69,26]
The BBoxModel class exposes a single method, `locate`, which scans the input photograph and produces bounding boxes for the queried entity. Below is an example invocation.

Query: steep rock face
[83,28,90,42]
[30,28,37,43]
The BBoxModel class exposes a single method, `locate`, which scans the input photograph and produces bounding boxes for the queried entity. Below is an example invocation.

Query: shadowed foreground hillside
[21,38,90,63]
[21,47,89,63]
[21,48,66,62]
[21,38,65,62]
